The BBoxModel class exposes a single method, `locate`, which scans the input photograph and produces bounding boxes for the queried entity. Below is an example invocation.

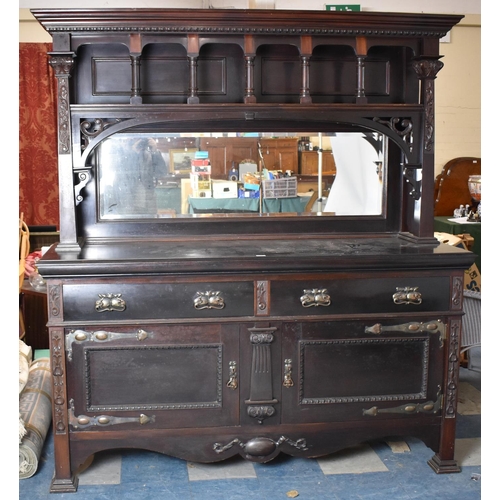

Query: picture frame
[169,149,197,174]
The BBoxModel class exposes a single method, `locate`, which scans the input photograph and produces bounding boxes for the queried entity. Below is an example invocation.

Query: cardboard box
[435,232,481,293]
[212,180,238,199]
[191,189,212,198]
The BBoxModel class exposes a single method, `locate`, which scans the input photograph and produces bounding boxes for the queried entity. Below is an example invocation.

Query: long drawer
[62,281,254,321]
[270,276,451,316]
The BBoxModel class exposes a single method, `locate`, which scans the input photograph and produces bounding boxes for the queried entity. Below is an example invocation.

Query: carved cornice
[32,9,463,43]
[40,25,452,38]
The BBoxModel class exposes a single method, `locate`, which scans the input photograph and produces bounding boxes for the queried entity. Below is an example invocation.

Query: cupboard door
[66,323,239,430]
[281,319,445,424]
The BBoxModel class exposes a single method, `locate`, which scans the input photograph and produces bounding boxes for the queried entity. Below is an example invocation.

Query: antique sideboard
[31,8,473,493]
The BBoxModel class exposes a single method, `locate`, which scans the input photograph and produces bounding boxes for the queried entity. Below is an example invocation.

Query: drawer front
[271,276,450,316]
[62,281,254,321]
[66,323,239,430]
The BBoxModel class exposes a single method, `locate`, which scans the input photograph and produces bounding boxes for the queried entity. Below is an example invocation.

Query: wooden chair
[434,157,481,216]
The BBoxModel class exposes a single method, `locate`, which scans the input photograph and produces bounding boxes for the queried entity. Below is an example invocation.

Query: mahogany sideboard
[31,8,473,493]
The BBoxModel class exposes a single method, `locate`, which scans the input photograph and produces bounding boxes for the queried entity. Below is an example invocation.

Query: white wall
[18,0,481,13]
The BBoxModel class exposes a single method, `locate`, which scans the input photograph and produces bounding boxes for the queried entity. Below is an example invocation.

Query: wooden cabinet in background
[300,151,336,175]
[260,138,299,173]
[200,137,298,179]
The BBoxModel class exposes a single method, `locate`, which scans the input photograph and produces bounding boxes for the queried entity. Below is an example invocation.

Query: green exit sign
[325,5,361,11]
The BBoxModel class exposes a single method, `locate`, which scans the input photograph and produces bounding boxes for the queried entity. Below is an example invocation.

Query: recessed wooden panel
[299,337,428,403]
[141,57,189,95]
[261,57,301,95]
[85,344,222,410]
[93,57,131,95]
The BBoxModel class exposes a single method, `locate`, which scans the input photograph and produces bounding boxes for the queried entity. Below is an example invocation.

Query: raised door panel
[281,319,445,424]
[66,323,239,430]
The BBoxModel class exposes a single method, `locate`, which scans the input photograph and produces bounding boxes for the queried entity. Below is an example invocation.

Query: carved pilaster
[444,319,461,418]
[412,58,444,152]
[50,329,68,434]
[246,327,278,416]
[48,53,75,155]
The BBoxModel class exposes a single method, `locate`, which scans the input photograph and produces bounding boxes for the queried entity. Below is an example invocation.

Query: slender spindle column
[129,34,142,104]
[300,56,312,104]
[187,34,200,104]
[356,56,367,104]
[355,37,368,104]
[300,36,312,104]
[244,35,257,103]
[244,56,257,103]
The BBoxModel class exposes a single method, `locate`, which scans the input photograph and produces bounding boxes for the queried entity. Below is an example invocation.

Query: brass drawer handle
[194,291,225,310]
[95,293,126,312]
[300,289,331,308]
[393,287,422,305]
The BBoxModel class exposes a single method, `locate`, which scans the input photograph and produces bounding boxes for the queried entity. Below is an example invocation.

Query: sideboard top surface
[38,236,474,278]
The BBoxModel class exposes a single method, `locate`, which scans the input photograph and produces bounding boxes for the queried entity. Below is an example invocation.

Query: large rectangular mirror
[97,131,386,220]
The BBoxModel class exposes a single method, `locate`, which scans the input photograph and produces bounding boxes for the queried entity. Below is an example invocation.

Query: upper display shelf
[30,9,464,251]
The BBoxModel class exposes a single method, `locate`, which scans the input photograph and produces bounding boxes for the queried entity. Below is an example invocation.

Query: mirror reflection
[97,131,386,219]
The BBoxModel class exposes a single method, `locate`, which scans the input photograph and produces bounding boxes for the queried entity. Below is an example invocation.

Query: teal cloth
[188,196,308,214]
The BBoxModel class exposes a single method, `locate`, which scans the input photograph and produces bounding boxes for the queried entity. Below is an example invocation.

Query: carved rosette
[412,58,443,152]
[48,53,75,155]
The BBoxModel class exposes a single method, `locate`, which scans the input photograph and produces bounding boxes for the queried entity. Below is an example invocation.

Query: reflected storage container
[262,177,297,198]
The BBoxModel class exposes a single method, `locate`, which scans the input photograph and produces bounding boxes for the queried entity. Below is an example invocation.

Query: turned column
[187,34,200,104]
[129,33,142,104]
[244,35,257,104]
[299,36,312,104]
[355,37,368,104]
